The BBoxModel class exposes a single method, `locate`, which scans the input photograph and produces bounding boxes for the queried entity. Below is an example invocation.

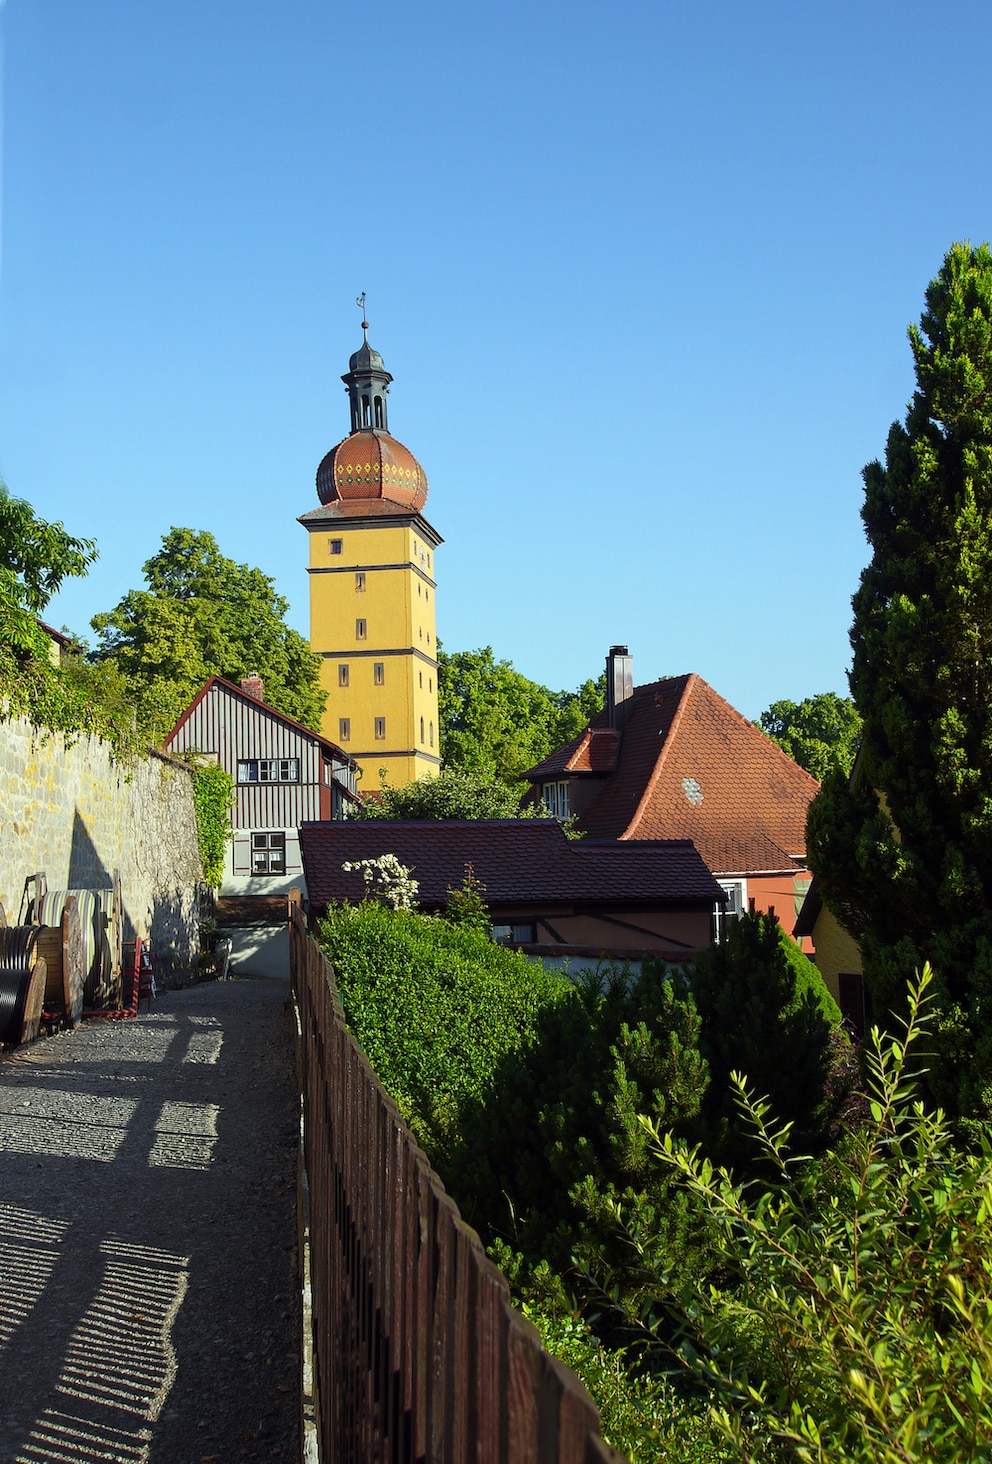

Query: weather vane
[356,292,369,336]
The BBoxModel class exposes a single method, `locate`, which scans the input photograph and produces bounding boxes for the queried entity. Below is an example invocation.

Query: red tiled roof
[299,819,723,912]
[524,675,818,876]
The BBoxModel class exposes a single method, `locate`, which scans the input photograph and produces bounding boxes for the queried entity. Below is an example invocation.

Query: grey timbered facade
[166,676,358,895]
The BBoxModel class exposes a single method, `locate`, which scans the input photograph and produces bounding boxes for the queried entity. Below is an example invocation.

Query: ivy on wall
[189,763,234,889]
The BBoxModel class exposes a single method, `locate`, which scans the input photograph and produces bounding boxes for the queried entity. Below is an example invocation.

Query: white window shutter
[232,834,252,876]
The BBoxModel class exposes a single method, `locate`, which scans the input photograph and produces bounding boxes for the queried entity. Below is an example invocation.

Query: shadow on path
[0,977,300,1463]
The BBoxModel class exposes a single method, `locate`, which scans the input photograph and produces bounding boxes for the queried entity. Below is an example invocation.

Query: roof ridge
[622,673,698,839]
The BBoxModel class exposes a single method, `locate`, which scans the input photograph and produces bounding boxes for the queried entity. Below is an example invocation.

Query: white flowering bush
[342,854,420,911]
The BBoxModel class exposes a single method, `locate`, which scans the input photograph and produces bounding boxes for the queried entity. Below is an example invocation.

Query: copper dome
[316,429,428,511]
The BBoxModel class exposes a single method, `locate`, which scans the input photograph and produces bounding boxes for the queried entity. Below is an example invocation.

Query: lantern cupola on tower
[344,321,393,433]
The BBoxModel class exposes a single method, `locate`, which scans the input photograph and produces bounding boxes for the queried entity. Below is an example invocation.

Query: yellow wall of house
[810,903,863,1005]
[307,519,440,788]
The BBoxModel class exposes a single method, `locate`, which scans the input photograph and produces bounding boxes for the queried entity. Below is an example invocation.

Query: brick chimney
[241,674,264,703]
[605,645,633,729]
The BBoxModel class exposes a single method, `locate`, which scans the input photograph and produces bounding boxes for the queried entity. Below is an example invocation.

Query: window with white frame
[251,832,286,875]
[542,781,570,819]
[238,759,300,783]
[715,879,746,941]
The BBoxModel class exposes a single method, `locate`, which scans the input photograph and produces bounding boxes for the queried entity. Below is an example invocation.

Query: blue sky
[1,0,990,719]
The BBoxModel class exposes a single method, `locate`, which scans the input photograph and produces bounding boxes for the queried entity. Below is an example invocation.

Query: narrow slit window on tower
[339,718,350,741]
[419,671,423,688]
[329,538,343,555]
[373,662,385,686]
[356,619,367,640]
[374,717,386,740]
[338,664,349,688]
[420,716,425,743]
[374,396,383,428]
[429,721,434,747]
[361,394,370,427]
[355,572,366,592]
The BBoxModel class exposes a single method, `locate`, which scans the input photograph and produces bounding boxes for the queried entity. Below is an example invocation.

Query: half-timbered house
[166,675,358,897]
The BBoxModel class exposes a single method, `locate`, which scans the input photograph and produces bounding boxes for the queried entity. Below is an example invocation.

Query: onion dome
[316,430,428,509]
[315,322,429,511]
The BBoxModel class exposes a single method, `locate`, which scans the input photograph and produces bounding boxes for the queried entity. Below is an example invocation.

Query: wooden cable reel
[0,928,48,1045]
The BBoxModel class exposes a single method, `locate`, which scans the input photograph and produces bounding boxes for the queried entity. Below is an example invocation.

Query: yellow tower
[299,321,442,788]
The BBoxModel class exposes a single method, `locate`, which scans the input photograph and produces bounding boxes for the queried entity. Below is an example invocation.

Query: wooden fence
[290,903,626,1464]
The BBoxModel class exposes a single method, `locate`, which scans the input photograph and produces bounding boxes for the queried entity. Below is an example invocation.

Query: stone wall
[0,718,204,981]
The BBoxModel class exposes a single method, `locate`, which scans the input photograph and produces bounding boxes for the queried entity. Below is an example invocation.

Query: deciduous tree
[758,691,861,780]
[90,527,325,738]
[438,646,605,787]
[0,483,96,656]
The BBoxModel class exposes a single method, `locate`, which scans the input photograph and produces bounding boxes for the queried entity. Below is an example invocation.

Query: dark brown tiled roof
[300,819,723,912]
[524,675,818,876]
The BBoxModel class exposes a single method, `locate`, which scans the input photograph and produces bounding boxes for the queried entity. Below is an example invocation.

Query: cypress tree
[808,242,992,1117]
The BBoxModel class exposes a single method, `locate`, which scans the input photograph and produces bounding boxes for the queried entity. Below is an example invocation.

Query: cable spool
[34,890,113,1006]
[35,899,84,1029]
[0,929,49,1045]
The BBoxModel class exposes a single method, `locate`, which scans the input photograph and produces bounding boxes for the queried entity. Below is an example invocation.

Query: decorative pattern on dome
[315,430,428,511]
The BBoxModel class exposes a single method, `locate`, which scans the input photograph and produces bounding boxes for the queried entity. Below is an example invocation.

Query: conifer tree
[808,242,992,1117]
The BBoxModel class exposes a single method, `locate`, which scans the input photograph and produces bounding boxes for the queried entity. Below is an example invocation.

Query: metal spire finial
[356,292,369,341]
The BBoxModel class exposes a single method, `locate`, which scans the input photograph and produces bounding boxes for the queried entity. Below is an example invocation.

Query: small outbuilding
[299,818,725,965]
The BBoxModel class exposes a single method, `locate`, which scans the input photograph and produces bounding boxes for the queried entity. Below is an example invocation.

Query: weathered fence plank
[290,904,629,1464]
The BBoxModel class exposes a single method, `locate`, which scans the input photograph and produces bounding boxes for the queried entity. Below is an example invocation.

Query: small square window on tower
[355,572,366,592]
[329,538,343,555]
[356,619,367,640]
[374,717,386,740]
[373,662,385,686]
[338,664,349,687]
[339,717,350,741]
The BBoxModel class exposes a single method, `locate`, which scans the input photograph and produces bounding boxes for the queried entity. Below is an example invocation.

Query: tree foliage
[685,911,843,1168]
[352,764,534,820]
[0,482,96,657]
[807,242,992,1118]
[758,692,861,781]
[90,527,325,740]
[438,646,605,787]
[628,967,992,1464]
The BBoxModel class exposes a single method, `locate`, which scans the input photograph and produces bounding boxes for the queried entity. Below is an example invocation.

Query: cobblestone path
[0,976,300,1464]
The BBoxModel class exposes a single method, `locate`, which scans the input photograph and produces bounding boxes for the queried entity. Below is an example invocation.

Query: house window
[838,972,868,1043]
[338,664,349,688]
[329,539,342,555]
[355,572,366,592]
[492,922,536,945]
[238,759,300,783]
[429,678,432,692]
[251,832,286,876]
[429,720,434,747]
[374,717,386,740]
[420,716,425,743]
[542,781,569,819]
[374,662,384,685]
[339,718,350,741]
[356,619,367,640]
[715,879,746,942]
[419,671,423,688]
